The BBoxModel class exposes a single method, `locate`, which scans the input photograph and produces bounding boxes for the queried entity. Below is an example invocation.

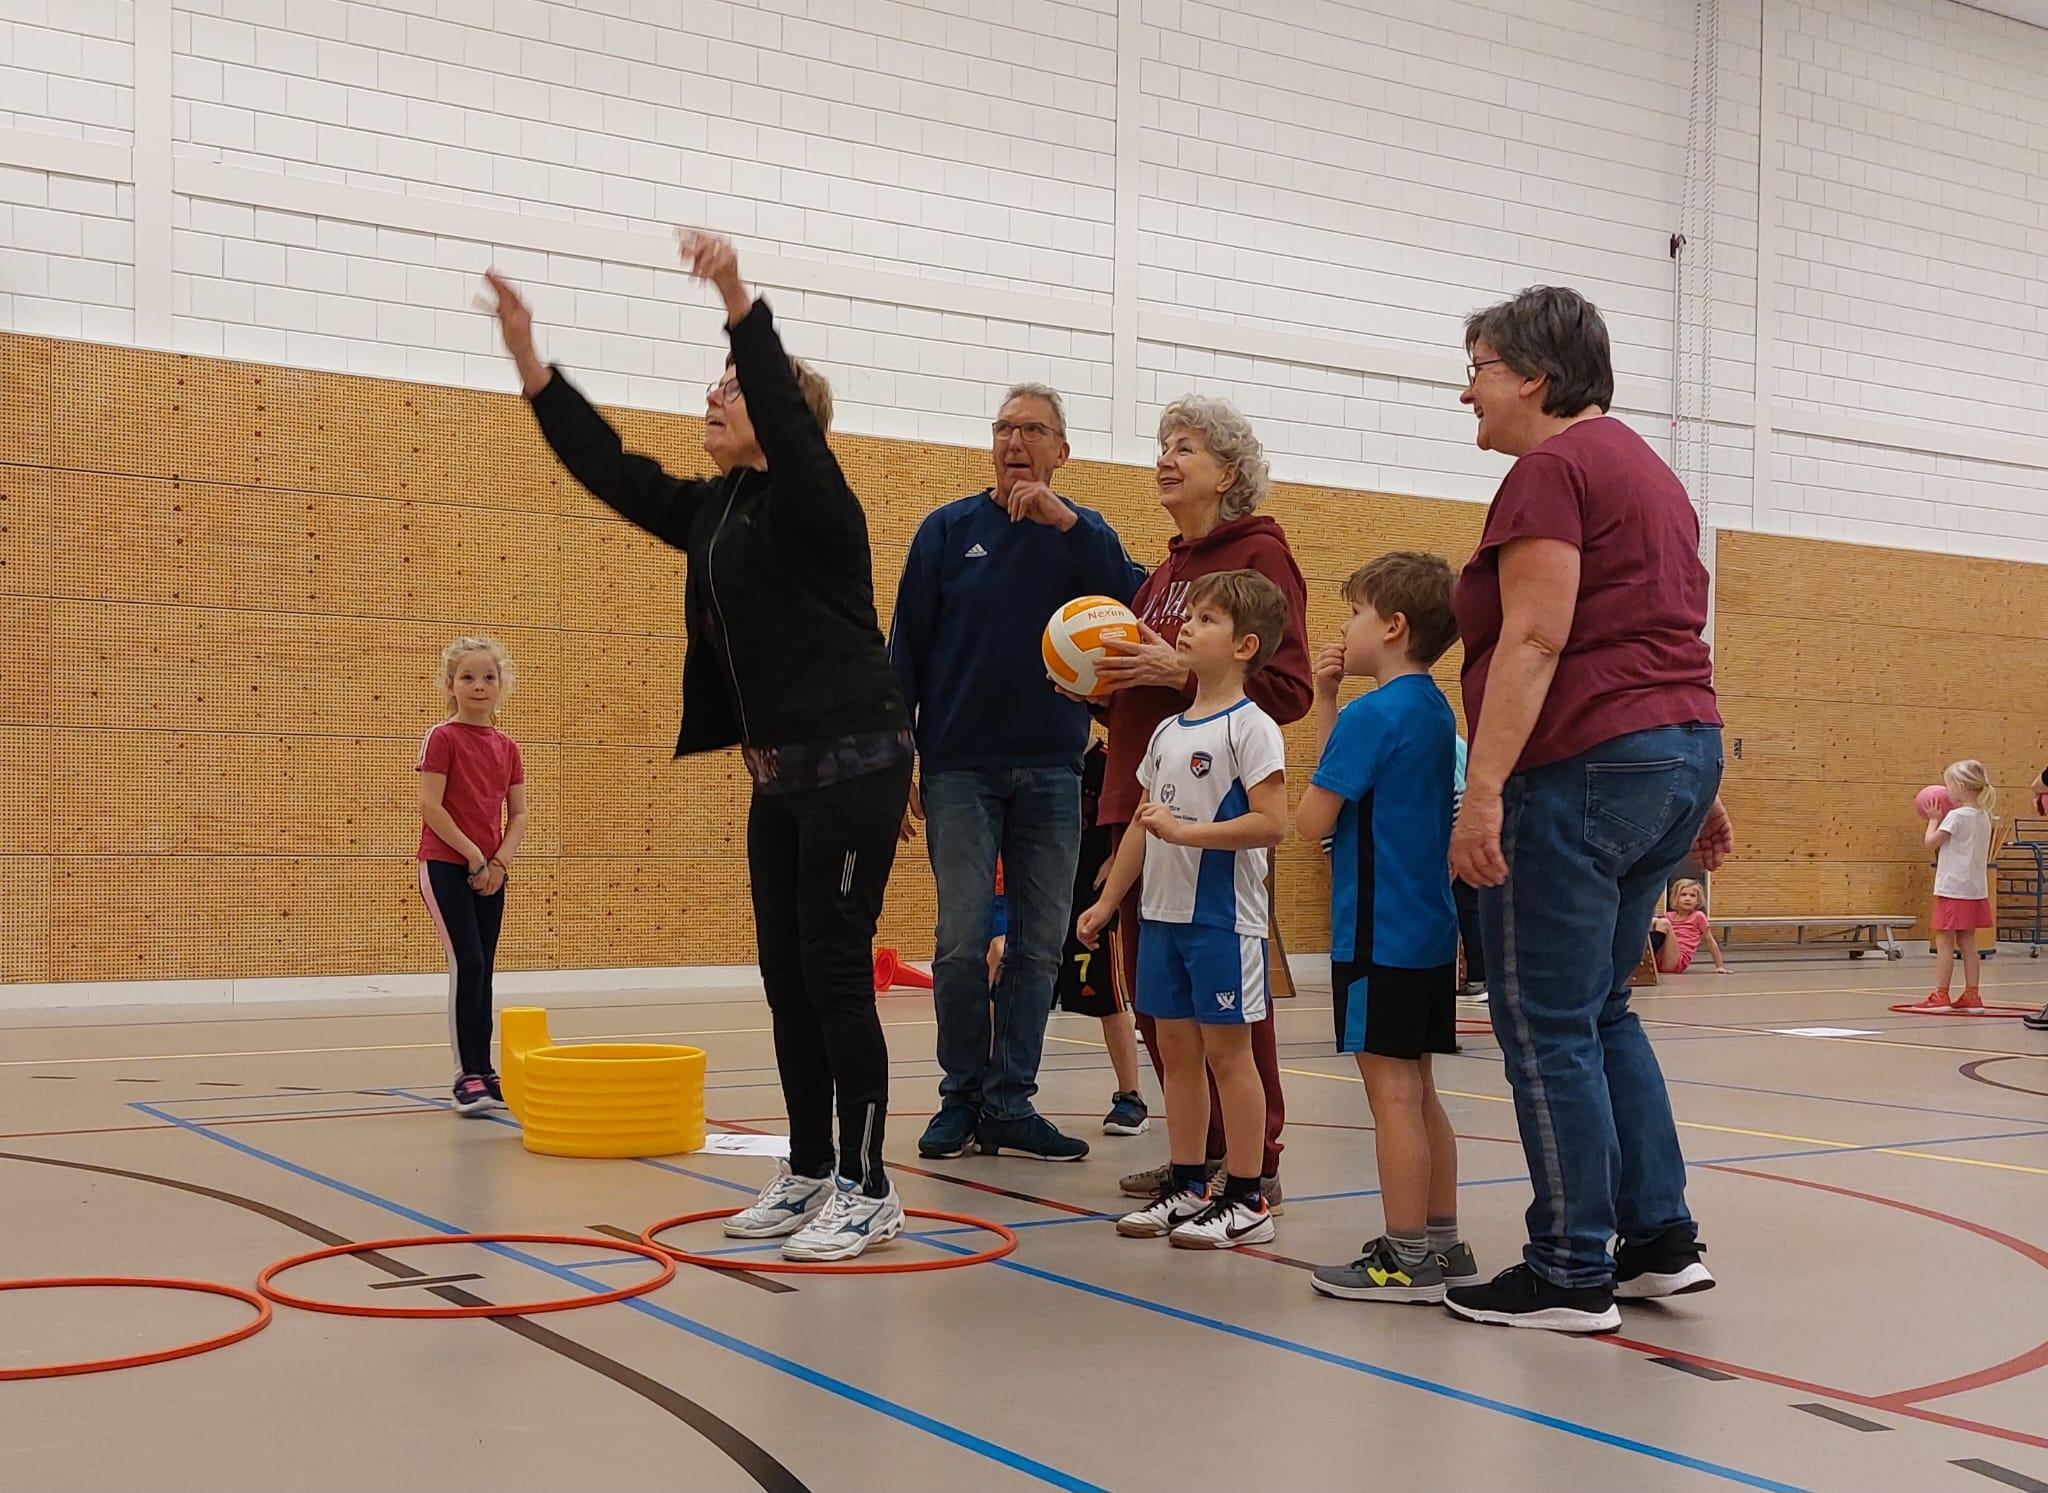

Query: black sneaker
[451,1074,492,1116]
[479,1072,507,1111]
[917,1104,980,1159]
[2024,1004,2048,1032]
[1614,1228,1714,1299]
[1445,1263,1620,1333]
[977,1113,1089,1161]
[1103,1091,1150,1135]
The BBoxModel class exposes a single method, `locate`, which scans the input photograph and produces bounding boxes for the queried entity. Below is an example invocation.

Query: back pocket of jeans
[1584,759,1684,861]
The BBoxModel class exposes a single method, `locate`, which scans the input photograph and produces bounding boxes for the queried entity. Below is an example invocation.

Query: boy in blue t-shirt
[1295,551,1473,1305]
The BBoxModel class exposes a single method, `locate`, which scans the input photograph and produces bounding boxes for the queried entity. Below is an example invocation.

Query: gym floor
[4,956,2045,1493]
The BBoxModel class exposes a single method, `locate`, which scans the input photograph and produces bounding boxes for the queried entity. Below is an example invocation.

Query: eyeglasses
[707,375,742,402]
[1465,358,1505,384]
[992,419,1061,442]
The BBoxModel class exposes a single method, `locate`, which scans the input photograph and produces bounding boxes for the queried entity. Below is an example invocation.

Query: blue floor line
[134,1100,1807,1490]
[160,1100,436,1124]
[152,1087,401,1107]
[913,1233,1813,1493]
[155,1085,2048,1492]
[130,1101,1105,1493]
[381,1089,764,1198]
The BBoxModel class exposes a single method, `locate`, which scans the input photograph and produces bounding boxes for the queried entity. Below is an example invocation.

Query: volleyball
[1043,596,1140,698]
[1915,784,1953,820]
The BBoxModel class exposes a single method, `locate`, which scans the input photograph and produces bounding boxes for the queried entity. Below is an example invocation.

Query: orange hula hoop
[0,1276,271,1380]
[257,1232,676,1318]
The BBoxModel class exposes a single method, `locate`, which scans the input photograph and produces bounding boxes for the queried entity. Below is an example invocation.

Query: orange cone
[872,948,933,993]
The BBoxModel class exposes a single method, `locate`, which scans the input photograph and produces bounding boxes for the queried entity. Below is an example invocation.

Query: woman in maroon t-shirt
[1091,395,1312,1206]
[1443,287,1732,1333]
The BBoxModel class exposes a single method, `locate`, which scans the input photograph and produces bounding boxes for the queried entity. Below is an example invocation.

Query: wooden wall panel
[0,597,51,727]
[1712,528,2046,929]
[1,329,1524,985]
[0,728,48,855]
[0,467,51,599]
[0,856,51,982]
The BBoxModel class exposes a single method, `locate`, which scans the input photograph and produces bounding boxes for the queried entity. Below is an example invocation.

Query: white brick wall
[0,164,135,341]
[169,0,1118,304]
[0,0,135,144]
[0,0,2044,564]
[1758,0,2048,549]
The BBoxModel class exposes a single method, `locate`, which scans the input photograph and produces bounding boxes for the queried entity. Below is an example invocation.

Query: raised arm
[682,231,856,535]
[483,270,714,548]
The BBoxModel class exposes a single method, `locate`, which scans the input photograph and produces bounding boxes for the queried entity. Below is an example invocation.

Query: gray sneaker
[1439,1240,1478,1281]
[1119,1163,1282,1212]
[1119,1160,1225,1198]
[1310,1236,1446,1303]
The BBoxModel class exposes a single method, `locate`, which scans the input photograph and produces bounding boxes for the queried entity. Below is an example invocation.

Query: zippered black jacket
[528,299,908,757]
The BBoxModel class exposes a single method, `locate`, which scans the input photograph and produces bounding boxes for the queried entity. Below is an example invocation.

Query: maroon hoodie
[1097,512,1313,826]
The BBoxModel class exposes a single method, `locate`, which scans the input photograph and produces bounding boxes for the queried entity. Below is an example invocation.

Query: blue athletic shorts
[1136,919,1269,1025]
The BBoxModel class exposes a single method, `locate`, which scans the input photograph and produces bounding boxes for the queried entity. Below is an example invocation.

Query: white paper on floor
[1772,1026,1881,1037]
[698,1132,792,1157]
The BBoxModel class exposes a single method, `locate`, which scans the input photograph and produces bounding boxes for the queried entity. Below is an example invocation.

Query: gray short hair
[1001,381,1067,437]
[1157,394,1269,520]
[1464,286,1614,416]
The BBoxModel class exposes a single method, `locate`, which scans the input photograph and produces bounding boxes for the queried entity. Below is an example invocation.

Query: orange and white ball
[1043,596,1140,699]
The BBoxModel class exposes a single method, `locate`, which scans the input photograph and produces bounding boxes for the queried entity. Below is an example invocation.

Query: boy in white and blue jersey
[1079,570,1290,1251]
[1295,551,1474,1305]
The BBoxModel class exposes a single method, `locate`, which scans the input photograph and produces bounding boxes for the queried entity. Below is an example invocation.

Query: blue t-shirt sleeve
[1312,697,1388,801]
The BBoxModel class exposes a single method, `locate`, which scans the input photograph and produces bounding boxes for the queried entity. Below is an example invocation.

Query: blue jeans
[1479,724,1724,1288]
[924,766,1082,1122]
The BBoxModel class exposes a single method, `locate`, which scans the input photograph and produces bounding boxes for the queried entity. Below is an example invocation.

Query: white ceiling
[1951,0,2048,29]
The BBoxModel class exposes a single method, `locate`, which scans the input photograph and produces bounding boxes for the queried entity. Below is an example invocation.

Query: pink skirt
[1932,896,1993,931]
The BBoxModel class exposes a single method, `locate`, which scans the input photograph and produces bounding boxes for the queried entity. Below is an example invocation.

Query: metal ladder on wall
[1995,818,2048,958]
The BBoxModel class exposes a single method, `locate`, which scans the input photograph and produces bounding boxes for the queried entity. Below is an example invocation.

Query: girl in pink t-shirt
[1651,879,1727,975]
[417,635,528,1115]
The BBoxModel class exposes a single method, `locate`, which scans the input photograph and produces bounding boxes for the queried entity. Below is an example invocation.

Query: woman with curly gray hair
[1093,394,1312,1207]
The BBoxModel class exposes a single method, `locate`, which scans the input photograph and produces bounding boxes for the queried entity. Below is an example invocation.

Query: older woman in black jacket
[485,233,911,1262]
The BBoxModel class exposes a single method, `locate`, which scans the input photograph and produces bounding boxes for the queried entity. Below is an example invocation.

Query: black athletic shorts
[1331,960,1456,1059]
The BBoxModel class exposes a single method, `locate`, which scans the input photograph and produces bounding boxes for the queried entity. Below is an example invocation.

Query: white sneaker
[1169,1195,1276,1250]
[1115,1185,1210,1238]
[782,1183,905,1261]
[723,1162,838,1239]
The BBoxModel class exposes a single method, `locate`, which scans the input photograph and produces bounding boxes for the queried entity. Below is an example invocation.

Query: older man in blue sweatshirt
[891,383,1145,1163]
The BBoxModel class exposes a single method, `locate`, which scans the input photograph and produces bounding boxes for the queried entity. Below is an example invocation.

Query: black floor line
[1955,1459,2048,1493]
[1959,1056,2048,1101]
[1650,1356,1737,1382]
[592,1223,797,1296]
[0,1148,808,1493]
[1791,1402,1889,1432]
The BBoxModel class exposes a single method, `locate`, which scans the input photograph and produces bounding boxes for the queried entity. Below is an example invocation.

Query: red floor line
[1602,1335,2048,1452]
[705,1113,2048,1449]
[1701,1163,2048,1410]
